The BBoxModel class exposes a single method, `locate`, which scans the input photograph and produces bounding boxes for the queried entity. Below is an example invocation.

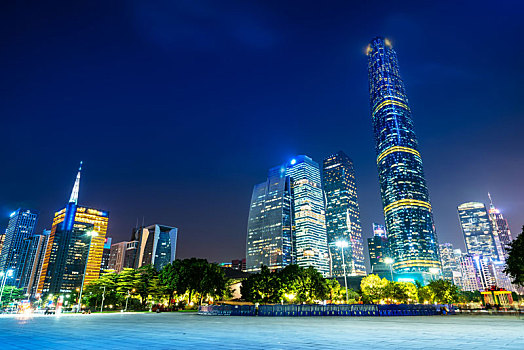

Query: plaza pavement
[0,312,522,349]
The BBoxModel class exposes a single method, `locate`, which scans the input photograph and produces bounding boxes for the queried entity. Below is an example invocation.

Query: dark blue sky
[1,1,523,264]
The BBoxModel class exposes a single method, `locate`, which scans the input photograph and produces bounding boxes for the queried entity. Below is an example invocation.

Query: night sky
[1,1,523,266]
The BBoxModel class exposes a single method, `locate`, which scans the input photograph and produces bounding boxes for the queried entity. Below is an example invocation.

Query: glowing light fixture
[290,159,297,165]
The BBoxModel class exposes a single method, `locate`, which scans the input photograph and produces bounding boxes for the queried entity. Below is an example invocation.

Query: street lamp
[77,230,98,312]
[125,288,136,312]
[0,269,15,306]
[384,257,394,282]
[335,240,349,304]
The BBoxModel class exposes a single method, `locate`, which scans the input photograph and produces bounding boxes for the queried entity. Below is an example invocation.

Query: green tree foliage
[360,274,389,303]
[385,282,418,303]
[426,279,460,304]
[504,226,524,287]
[241,265,328,304]
[0,286,25,307]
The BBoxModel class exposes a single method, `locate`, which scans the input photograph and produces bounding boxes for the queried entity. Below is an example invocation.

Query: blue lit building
[367,37,441,283]
[458,202,499,261]
[367,223,392,279]
[0,208,39,287]
[246,165,294,272]
[136,224,177,270]
[285,156,329,276]
[323,151,366,276]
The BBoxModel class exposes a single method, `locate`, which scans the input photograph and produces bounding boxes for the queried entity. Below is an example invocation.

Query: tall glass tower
[286,155,329,276]
[367,37,440,282]
[37,163,109,295]
[246,166,294,272]
[323,151,366,276]
[0,208,39,286]
[457,202,499,261]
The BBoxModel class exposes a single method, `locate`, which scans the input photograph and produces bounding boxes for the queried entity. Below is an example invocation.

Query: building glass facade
[487,194,513,260]
[323,151,366,276]
[246,166,294,272]
[458,202,499,261]
[285,156,329,276]
[37,164,109,294]
[136,224,177,270]
[0,209,39,286]
[367,37,440,282]
[368,223,391,277]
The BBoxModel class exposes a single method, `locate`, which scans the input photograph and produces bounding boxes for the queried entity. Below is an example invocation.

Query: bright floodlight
[7,269,14,277]
[429,268,440,274]
[87,231,98,237]
[384,257,394,264]
[335,241,349,248]
[290,159,297,165]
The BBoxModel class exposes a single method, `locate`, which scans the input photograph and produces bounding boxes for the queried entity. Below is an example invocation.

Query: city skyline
[1,1,524,265]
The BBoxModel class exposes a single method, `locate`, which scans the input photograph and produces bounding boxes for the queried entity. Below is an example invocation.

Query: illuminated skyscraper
[37,163,109,294]
[458,202,499,261]
[367,224,391,279]
[487,193,513,259]
[135,224,177,270]
[285,156,329,276]
[439,243,461,282]
[0,208,39,287]
[367,37,440,282]
[323,151,366,276]
[246,165,294,272]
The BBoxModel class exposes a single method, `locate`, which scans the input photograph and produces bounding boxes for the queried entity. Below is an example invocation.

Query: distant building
[0,208,39,287]
[367,37,441,283]
[124,241,138,269]
[439,243,461,282]
[367,223,391,278]
[456,254,482,292]
[458,202,499,261]
[136,224,177,270]
[38,163,110,295]
[285,156,329,276]
[26,230,50,297]
[231,258,246,272]
[100,237,112,272]
[108,241,127,272]
[246,164,294,272]
[487,193,513,260]
[0,233,5,256]
[323,151,366,277]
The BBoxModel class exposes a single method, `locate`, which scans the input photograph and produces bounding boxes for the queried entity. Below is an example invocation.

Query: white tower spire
[69,161,82,204]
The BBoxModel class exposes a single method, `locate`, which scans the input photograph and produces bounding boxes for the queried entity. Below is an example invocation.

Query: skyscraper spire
[69,161,82,204]
[488,192,494,209]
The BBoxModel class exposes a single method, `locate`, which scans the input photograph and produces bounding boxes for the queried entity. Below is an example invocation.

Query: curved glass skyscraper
[367,37,440,282]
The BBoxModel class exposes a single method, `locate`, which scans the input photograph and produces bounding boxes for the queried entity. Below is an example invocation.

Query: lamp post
[77,230,98,312]
[384,257,394,282]
[100,286,106,313]
[0,269,14,306]
[125,289,135,312]
[335,241,349,304]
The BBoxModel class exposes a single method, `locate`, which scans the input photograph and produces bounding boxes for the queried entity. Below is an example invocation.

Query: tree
[135,265,158,307]
[360,274,389,303]
[198,262,229,304]
[241,265,281,303]
[504,226,524,287]
[0,286,24,307]
[417,286,433,303]
[159,260,183,306]
[427,279,460,304]
[385,282,418,303]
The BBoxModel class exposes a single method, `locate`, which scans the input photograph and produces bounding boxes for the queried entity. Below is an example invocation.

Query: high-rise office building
[100,237,112,272]
[487,193,513,259]
[285,156,329,276]
[456,254,483,292]
[458,202,499,261]
[323,151,366,277]
[25,230,50,296]
[246,165,294,272]
[108,240,138,272]
[38,163,109,295]
[439,243,461,282]
[367,223,391,278]
[136,224,177,270]
[367,37,441,283]
[0,208,39,287]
